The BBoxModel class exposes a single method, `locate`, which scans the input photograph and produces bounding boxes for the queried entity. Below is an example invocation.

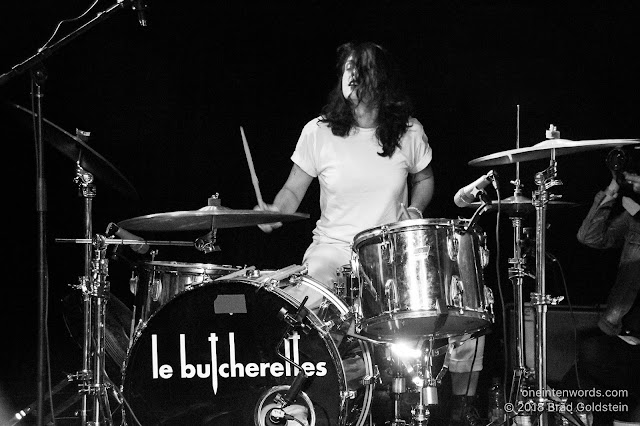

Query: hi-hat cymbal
[465,194,579,215]
[8,103,139,200]
[118,204,310,231]
[469,138,640,167]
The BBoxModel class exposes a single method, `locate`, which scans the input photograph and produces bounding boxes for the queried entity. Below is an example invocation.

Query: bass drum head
[122,275,373,426]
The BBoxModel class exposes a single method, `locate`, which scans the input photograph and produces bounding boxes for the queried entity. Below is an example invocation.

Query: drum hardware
[507,214,537,410]
[378,338,452,426]
[213,265,258,281]
[117,193,310,232]
[61,234,129,426]
[5,98,137,424]
[194,229,221,253]
[529,127,566,426]
[267,297,314,423]
[467,125,640,426]
[56,237,196,247]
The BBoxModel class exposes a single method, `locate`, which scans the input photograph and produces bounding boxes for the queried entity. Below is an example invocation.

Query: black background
[1,0,639,422]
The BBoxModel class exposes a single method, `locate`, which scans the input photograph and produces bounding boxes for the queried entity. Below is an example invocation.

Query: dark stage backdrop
[1,0,638,420]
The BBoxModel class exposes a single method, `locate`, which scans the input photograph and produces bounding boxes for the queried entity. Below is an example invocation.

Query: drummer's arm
[271,163,314,213]
[257,163,313,233]
[408,164,435,217]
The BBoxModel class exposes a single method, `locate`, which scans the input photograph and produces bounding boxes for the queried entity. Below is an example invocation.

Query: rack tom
[351,218,494,340]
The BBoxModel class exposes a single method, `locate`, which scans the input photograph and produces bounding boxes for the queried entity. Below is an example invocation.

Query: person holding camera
[561,147,640,425]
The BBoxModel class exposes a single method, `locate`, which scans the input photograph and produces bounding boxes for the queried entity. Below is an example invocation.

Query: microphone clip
[277,296,311,334]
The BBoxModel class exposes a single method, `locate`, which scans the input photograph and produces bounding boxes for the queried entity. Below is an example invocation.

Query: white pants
[448,334,485,373]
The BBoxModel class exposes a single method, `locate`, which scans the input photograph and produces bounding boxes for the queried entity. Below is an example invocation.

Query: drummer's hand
[254,203,283,233]
[622,171,640,194]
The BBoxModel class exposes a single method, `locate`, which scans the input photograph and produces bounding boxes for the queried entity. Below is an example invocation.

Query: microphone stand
[0,2,130,425]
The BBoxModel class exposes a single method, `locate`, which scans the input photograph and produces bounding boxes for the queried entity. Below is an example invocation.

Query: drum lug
[447,226,459,261]
[150,278,162,302]
[484,285,495,316]
[129,271,138,295]
[380,226,394,264]
[479,232,490,269]
[384,279,399,310]
[450,275,464,309]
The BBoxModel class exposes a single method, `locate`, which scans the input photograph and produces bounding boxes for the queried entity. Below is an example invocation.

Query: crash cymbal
[466,194,579,215]
[118,204,310,231]
[469,138,640,167]
[8,103,139,200]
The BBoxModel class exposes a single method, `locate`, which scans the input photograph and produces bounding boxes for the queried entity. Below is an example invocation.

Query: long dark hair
[319,41,413,157]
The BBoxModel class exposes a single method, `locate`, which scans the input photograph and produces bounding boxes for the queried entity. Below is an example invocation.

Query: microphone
[453,170,497,207]
[105,222,150,254]
[282,370,308,406]
[132,0,149,27]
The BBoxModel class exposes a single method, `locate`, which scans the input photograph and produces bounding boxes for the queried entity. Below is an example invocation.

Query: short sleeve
[407,119,432,173]
[290,119,320,178]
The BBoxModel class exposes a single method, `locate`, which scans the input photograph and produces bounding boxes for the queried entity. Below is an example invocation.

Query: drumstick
[399,202,411,220]
[240,126,267,209]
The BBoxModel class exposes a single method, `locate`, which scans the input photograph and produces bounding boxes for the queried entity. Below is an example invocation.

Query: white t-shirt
[290,116,432,289]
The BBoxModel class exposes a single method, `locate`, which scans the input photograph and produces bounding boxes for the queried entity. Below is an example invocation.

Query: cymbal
[8,103,139,200]
[465,194,579,215]
[469,138,640,167]
[118,205,310,231]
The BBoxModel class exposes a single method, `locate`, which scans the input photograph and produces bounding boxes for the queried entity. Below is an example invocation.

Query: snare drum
[122,266,374,426]
[133,261,241,323]
[351,218,494,340]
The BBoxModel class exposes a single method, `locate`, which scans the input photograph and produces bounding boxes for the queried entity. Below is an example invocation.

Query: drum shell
[352,218,493,340]
[122,269,374,426]
[134,261,240,323]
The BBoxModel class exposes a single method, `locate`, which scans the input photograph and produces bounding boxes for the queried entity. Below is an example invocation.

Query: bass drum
[122,267,374,426]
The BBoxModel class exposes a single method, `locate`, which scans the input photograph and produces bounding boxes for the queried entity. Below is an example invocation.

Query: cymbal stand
[70,234,115,425]
[68,165,113,425]
[530,136,565,426]
[75,141,96,425]
[0,3,132,424]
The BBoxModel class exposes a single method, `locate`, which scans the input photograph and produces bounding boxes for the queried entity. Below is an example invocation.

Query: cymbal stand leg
[531,154,565,426]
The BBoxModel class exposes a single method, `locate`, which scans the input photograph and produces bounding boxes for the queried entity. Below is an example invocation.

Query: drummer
[255,40,434,306]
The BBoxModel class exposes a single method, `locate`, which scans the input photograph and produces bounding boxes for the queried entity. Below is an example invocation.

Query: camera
[606,146,640,201]
[606,146,640,175]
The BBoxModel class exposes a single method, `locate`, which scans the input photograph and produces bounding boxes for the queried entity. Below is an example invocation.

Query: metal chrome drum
[352,218,494,340]
[134,261,240,323]
[122,266,374,426]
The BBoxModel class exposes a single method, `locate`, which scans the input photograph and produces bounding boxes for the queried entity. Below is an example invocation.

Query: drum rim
[352,218,474,248]
[141,260,241,271]
[359,309,493,340]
